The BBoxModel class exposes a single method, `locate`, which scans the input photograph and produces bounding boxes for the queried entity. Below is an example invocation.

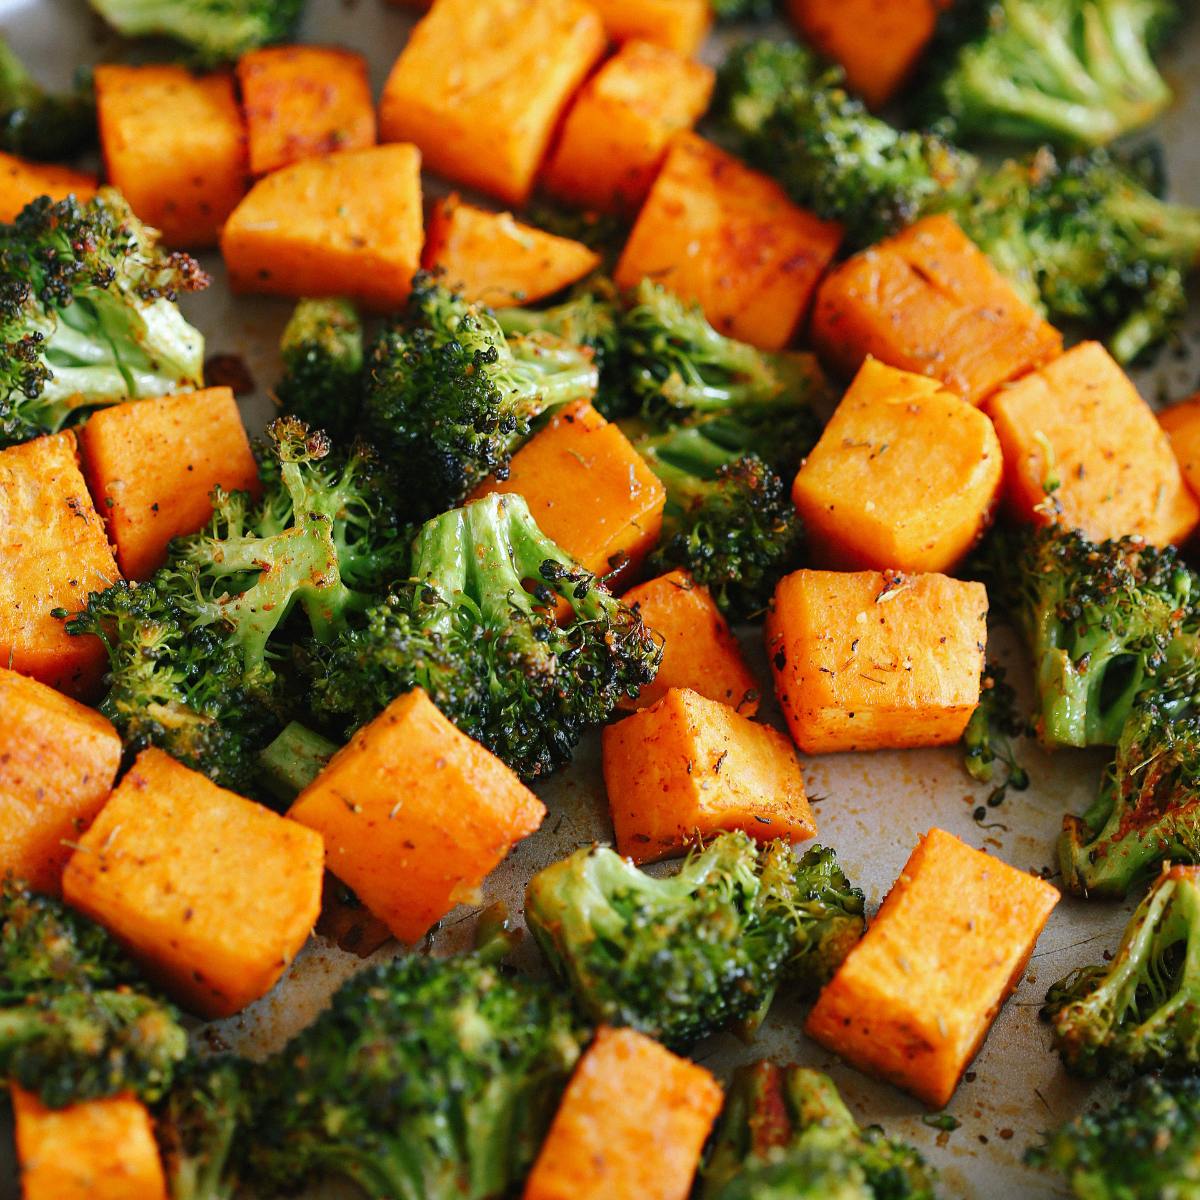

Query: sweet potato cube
[1160,394,1200,506]
[0,152,96,222]
[987,341,1199,546]
[472,402,665,586]
[811,214,1062,406]
[602,687,816,864]
[220,144,423,310]
[423,196,600,308]
[94,65,246,248]
[378,0,606,205]
[792,358,1003,573]
[0,667,121,895]
[620,570,759,714]
[805,828,1060,1108]
[79,387,259,580]
[524,1026,723,1200]
[615,134,842,351]
[585,0,711,55]
[542,41,715,214]
[0,433,118,699]
[62,748,324,1018]
[237,45,375,177]
[765,569,987,754]
[11,1087,166,1200]
[288,689,546,944]
[787,0,947,108]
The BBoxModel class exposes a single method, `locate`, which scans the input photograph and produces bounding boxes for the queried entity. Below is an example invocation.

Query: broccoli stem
[258,722,338,804]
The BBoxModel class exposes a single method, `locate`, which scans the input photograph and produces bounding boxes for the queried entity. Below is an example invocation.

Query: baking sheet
[2,1,1199,1196]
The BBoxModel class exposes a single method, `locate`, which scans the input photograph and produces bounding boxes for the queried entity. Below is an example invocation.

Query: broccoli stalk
[258,721,338,804]
[1,191,209,448]
[524,833,864,1049]
[0,37,94,160]
[274,297,364,440]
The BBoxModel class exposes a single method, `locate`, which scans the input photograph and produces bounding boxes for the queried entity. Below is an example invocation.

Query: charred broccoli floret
[0,37,93,160]
[963,662,1031,804]
[525,833,865,1049]
[0,882,187,1109]
[1,190,208,448]
[1027,1074,1200,1198]
[362,275,598,516]
[702,1062,939,1200]
[275,297,364,440]
[303,492,661,781]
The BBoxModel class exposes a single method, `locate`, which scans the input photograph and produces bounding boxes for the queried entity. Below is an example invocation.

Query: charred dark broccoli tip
[275,296,365,441]
[0,36,94,160]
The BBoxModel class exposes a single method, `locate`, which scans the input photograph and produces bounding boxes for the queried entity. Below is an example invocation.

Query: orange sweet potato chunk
[792,358,1003,573]
[94,65,246,248]
[620,569,759,714]
[12,1088,166,1200]
[811,214,1062,406]
[805,828,1060,1108]
[220,144,423,310]
[0,152,96,222]
[524,1026,723,1200]
[765,569,987,754]
[589,0,711,55]
[62,747,324,1018]
[1160,394,1200,505]
[379,0,606,205]
[79,387,259,581]
[0,432,118,699]
[472,402,665,586]
[542,41,715,214]
[987,341,1199,546]
[602,686,816,864]
[0,667,121,895]
[615,134,842,351]
[423,196,600,308]
[237,45,375,177]
[288,689,546,944]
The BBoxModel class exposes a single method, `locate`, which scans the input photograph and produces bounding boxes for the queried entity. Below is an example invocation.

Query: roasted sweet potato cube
[765,569,987,754]
[811,214,1062,406]
[62,748,324,1018]
[0,667,121,895]
[220,144,423,310]
[472,401,665,586]
[423,196,600,308]
[94,64,246,248]
[0,432,119,699]
[602,687,816,864]
[987,341,1199,546]
[805,828,1060,1108]
[288,689,546,944]
[524,1026,723,1200]
[0,152,96,222]
[237,45,375,177]
[585,0,711,55]
[620,570,759,714]
[615,133,842,351]
[378,0,606,205]
[542,41,715,214]
[1160,394,1200,506]
[792,358,1003,572]
[79,387,259,581]
[11,1087,166,1200]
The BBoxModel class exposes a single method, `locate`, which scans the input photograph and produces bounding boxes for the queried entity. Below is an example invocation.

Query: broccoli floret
[275,297,364,440]
[962,662,1031,804]
[0,37,94,160]
[0,881,187,1109]
[87,0,305,64]
[362,275,598,516]
[701,1062,939,1200]
[1,190,208,448]
[525,833,864,1049]
[303,491,661,781]
[1027,1074,1200,1199]
[927,0,1177,148]
[711,0,778,19]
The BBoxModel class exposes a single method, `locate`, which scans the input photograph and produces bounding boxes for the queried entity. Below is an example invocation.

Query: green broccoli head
[702,1062,939,1200]
[303,491,662,781]
[1,190,208,448]
[0,37,94,160]
[363,274,598,516]
[87,0,306,64]
[1027,1074,1200,1198]
[275,297,365,441]
[524,833,864,1049]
